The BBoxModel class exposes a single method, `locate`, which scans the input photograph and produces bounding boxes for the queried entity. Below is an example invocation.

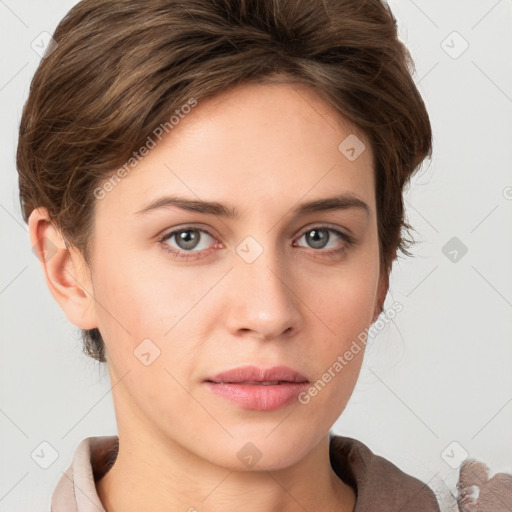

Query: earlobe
[28,207,98,330]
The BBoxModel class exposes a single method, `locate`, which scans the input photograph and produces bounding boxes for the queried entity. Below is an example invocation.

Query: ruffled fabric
[457,458,512,512]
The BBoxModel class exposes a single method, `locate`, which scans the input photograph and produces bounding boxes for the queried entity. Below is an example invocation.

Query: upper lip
[205,365,309,384]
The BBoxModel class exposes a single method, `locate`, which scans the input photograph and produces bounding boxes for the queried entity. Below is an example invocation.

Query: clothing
[456,458,512,511]
[51,434,442,511]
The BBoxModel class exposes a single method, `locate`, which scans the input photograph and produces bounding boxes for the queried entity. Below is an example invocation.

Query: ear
[28,207,98,330]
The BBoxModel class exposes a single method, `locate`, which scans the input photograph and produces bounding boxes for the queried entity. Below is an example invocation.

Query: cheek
[90,246,172,351]
[90,245,213,372]
[301,251,379,402]
[310,258,380,342]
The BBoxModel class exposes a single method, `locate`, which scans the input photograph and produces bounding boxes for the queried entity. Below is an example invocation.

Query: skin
[29,82,389,512]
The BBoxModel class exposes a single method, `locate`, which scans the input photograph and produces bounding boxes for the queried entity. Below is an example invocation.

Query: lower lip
[205,382,309,411]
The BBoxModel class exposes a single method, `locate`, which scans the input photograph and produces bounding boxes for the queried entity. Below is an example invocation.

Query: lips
[204,365,309,411]
[206,365,309,385]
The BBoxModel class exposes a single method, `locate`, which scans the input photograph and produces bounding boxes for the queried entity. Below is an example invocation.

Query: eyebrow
[134,193,371,219]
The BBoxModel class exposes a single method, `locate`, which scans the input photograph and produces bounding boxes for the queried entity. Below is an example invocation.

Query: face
[82,82,387,470]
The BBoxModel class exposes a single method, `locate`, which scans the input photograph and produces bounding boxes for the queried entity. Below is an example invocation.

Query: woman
[18,0,504,510]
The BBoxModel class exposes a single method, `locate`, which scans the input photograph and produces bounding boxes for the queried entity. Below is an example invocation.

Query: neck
[96,428,355,512]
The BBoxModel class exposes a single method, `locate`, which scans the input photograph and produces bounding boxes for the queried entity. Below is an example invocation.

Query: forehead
[95,82,375,219]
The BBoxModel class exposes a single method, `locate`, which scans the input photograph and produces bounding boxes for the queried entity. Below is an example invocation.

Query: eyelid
[300,222,353,240]
[157,223,219,242]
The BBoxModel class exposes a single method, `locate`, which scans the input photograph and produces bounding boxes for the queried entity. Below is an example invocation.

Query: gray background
[1,0,511,510]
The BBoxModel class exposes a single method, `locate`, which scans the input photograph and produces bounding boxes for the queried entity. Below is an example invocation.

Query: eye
[158,225,355,261]
[294,226,354,257]
[159,227,219,260]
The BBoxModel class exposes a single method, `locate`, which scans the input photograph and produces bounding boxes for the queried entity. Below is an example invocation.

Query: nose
[224,242,304,341]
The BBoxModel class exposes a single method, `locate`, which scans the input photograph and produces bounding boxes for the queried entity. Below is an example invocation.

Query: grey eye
[163,228,215,252]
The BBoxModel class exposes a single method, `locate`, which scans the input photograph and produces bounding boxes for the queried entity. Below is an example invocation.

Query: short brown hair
[17,0,432,363]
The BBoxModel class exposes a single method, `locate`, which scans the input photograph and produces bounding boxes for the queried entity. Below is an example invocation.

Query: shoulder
[51,435,118,512]
[329,434,441,511]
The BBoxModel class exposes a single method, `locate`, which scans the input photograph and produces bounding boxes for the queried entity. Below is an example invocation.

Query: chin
[197,429,320,472]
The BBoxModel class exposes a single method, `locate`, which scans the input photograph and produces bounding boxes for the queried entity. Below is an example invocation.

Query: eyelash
[158,225,355,261]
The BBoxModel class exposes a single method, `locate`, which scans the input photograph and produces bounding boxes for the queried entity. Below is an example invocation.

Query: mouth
[209,380,300,385]
[204,365,309,411]
[205,364,309,384]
